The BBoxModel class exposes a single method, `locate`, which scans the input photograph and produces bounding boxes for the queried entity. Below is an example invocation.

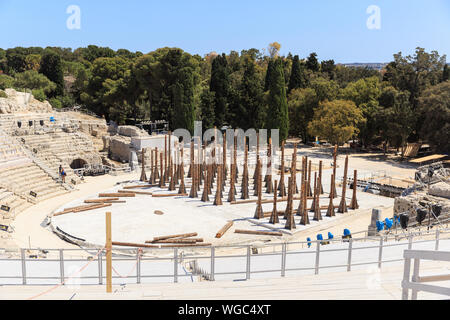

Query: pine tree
[210,54,230,127]
[266,58,289,141]
[306,52,320,72]
[443,64,450,82]
[288,55,306,93]
[40,50,64,97]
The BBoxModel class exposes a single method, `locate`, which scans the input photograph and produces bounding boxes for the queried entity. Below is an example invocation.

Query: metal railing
[0,228,449,287]
[402,249,450,300]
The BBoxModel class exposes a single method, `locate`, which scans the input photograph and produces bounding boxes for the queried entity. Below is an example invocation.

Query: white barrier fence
[402,249,450,300]
[0,228,449,287]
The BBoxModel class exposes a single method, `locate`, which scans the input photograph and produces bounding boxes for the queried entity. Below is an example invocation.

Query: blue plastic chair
[343,229,351,236]
[385,218,393,230]
[316,234,323,241]
[328,232,334,240]
[307,237,312,248]
[376,220,384,232]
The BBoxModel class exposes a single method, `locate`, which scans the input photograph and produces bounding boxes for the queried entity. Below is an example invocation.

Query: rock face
[0,89,53,114]
[109,136,132,163]
[429,182,450,199]
[117,125,149,138]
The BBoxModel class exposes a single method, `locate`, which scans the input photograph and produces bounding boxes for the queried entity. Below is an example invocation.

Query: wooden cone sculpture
[269,180,279,224]
[189,163,198,198]
[307,160,312,196]
[285,176,296,230]
[278,141,286,197]
[214,164,223,206]
[253,133,260,180]
[201,163,210,202]
[178,155,186,195]
[313,176,322,221]
[310,172,317,212]
[149,149,156,184]
[265,139,273,193]
[338,156,349,213]
[254,161,264,219]
[223,133,227,182]
[187,141,194,178]
[299,178,310,226]
[168,159,176,191]
[296,157,306,217]
[350,170,359,210]
[326,174,336,217]
[284,176,293,218]
[292,144,298,194]
[331,145,338,198]
[159,153,165,187]
[227,160,236,203]
[241,144,249,200]
[318,160,324,194]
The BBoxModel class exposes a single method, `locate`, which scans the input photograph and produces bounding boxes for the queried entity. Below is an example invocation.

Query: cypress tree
[264,59,275,91]
[40,50,64,97]
[172,70,195,134]
[288,55,306,93]
[210,54,230,127]
[199,88,215,129]
[266,58,289,141]
[239,60,264,129]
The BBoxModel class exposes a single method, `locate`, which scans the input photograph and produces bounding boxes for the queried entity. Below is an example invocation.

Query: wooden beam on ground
[216,221,234,238]
[152,193,188,198]
[118,190,153,195]
[147,239,197,244]
[153,232,198,242]
[99,193,135,198]
[112,241,158,248]
[53,203,112,216]
[235,229,283,237]
[123,185,158,189]
[84,198,119,203]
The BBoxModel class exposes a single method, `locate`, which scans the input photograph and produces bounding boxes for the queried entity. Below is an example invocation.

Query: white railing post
[401,255,412,300]
[378,237,384,269]
[315,242,320,275]
[246,246,251,280]
[281,243,286,277]
[408,235,413,250]
[21,249,26,285]
[59,249,65,284]
[98,251,103,285]
[411,258,420,300]
[347,239,353,272]
[136,249,141,284]
[174,248,178,283]
[435,229,440,251]
[210,247,215,281]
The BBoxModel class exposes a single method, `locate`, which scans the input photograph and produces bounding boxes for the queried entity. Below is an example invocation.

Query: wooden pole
[235,229,283,237]
[331,145,338,198]
[269,180,279,224]
[307,160,312,196]
[216,221,234,238]
[318,160,324,194]
[278,141,286,197]
[254,160,263,219]
[178,147,186,194]
[313,175,322,221]
[265,138,273,194]
[326,174,336,217]
[241,143,249,199]
[338,155,349,213]
[350,170,359,210]
[105,212,112,293]
[284,176,296,230]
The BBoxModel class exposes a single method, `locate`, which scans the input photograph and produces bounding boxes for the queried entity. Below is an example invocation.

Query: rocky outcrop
[0,89,53,114]
[109,136,132,163]
[429,182,450,199]
[117,125,149,138]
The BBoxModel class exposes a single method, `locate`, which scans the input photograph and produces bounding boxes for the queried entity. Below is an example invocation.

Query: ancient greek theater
[0,89,449,301]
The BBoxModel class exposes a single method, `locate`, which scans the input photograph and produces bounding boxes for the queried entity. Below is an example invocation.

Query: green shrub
[49,97,62,109]
[32,89,46,102]
[0,89,7,98]
[0,74,14,90]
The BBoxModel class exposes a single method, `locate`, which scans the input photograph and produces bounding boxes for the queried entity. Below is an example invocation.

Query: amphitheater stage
[49,165,395,249]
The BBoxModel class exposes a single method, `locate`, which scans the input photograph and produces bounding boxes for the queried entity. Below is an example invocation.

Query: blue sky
[0,0,449,63]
